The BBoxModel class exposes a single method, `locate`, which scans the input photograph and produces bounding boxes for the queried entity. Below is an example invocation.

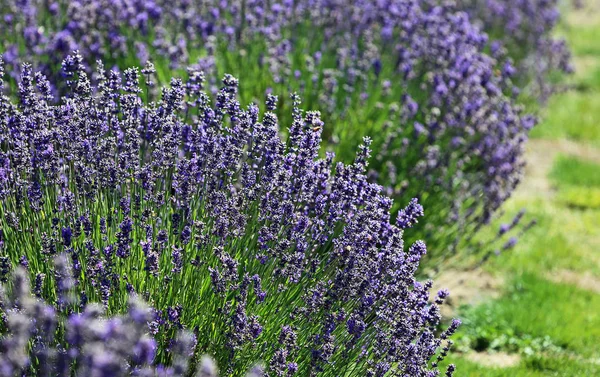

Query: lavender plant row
[0,58,458,376]
[0,0,553,259]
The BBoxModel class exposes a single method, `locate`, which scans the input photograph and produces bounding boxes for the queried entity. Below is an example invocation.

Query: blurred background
[441,1,600,375]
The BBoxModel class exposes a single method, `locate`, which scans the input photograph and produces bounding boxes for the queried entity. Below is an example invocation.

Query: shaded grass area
[442,2,600,374]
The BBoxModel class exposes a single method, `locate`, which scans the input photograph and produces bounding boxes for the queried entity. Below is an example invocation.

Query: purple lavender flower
[61,227,72,247]
[397,198,425,229]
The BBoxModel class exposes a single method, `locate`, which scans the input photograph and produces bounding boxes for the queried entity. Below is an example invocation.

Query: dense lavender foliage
[0,262,253,376]
[459,0,573,100]
[0,58,457,376]
[0,0,541,259]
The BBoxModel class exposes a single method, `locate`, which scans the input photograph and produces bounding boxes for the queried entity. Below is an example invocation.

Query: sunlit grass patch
[474,195,600,276]
[531,91,600,145]
[555,186,600,209]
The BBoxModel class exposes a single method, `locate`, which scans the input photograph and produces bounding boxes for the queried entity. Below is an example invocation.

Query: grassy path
[441,2,600,375]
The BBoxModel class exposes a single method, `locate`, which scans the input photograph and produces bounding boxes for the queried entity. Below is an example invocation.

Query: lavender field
[0,0,596,376]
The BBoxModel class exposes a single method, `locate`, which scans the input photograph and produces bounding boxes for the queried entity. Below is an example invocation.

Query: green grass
[447,355,600,377]
[531,91,600,144]
[556,186,600,209]
[443,3,600,374]
[496,207,600,275]
[550,155,600,188]
[549,155,600,209]
[560,10,600,57]
[459,274,600,357]
[446,151,600,374]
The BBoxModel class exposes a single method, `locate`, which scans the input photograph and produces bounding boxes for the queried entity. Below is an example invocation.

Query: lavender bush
[0,58,458,376]
[0,0,539,260]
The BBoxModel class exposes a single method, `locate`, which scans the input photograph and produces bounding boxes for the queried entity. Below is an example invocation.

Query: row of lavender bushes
[0,0,570,260]
[0,0,569,375]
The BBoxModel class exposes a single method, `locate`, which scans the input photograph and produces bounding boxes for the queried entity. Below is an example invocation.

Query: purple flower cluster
[348,1,534,255]
[460,0,573,99]
[0,0,163,79]
[0,58,457,375]
[0,261,259,376]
